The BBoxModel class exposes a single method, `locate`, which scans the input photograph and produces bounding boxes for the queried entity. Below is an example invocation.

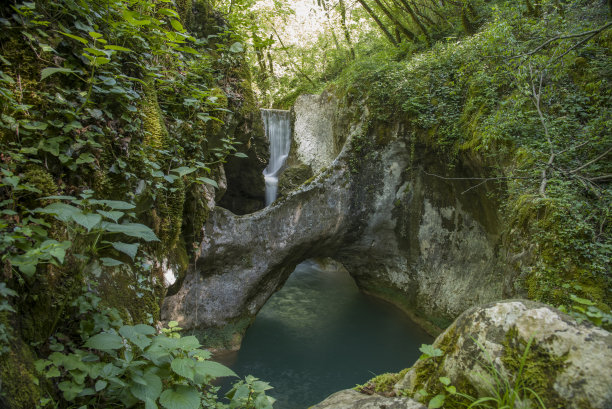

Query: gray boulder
[396,300,612,409]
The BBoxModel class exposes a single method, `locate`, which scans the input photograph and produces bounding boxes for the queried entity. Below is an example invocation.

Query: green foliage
[35,291,274,409]
[0,0,269,406]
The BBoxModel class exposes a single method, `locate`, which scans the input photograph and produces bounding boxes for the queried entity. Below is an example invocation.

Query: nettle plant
[35,294,275,409]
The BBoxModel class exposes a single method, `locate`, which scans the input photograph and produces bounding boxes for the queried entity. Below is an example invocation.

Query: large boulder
[396,300,612,409]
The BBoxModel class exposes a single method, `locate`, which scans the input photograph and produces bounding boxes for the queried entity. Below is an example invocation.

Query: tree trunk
[356,0,399,46]
[372,0,417,41]
[411,1,436,26]
[393,0,431,42]
[338,0,356,59]
[461,7,476,34]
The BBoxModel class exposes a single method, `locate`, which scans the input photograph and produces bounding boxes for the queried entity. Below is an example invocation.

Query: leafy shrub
[35,292,275,409]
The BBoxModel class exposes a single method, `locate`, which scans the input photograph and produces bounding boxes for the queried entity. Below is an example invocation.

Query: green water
[218,260,433,408]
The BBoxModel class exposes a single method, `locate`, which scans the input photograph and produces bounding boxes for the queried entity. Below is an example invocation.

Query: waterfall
[262,109,291,206]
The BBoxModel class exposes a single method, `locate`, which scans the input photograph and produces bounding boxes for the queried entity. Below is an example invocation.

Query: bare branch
[510,22,612,60]
[570,146,612,174]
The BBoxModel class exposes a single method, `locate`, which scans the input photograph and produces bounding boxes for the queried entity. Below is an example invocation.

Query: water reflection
[217,259,432,409]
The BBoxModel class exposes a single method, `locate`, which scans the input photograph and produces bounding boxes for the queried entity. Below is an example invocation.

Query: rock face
[162,92,516,346]
[310,390,426,409]
[291,91,341,172]
[396,300,612,409]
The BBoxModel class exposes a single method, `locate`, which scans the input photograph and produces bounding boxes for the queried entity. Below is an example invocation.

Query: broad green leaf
[196,177,218,188]
[158,8,179,17]
[170,357,195,380]
[123,10,151,26]
[133,324,156,335]
[103,223,159,242]
[130,372,162,402]
[234,152,248,158]
[111,241,139,260]
[419,344,443,358]
[97,210,124,222]
[177,46,198,55]
[84,332,123,350]
[170,19,185,32]
[60,31,88,44]
[254,393,275,409]
[104,45,132,52]
[194,360,236,379]
[570,294,596,306]
[71,212,102,231]
[428,394,445,409]
[92,200,135,210]
[37,202,80,222]
[101,257,124,267]
[41,67,74,80]
[76,152,96,165]
[58,380,84,401]
[83,47,107,57]
[42,195,76,200]
[119,325,152,350]
[171,166,196,177]
[252,380,273,393]
[229,42,243,53]
[88,31,102,39]
[23,121,48,130]
[159,386,200,409]
[92,56,110,65]
[177,336,200,351]
[439,377,451,386]
[95,380,107,392]
[163,174,178,183]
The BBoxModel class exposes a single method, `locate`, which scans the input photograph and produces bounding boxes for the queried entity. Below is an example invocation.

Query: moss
[355,368,410,396]
[0,324,42,409]
[97,265,164,325]
[21,166,57,197]
[141,78,169,154]
[277,163,313,199]
[500,327,569,408]
[157,177,186,252]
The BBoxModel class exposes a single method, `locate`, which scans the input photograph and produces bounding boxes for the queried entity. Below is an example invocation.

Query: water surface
[218,260,432,408]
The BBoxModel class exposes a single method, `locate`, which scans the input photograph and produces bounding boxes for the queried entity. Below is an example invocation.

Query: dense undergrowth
[0,0,272,408]
[331,0,611,326]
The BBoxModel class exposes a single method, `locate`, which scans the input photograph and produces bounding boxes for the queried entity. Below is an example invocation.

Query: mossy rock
[395,300,612,409]
[277,163,313,199]
[0,320,42,409]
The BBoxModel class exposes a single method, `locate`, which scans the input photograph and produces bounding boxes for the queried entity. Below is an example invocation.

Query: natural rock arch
[161,94,515,349]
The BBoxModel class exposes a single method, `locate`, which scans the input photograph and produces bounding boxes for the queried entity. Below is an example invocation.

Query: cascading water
[262,109,291,206]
